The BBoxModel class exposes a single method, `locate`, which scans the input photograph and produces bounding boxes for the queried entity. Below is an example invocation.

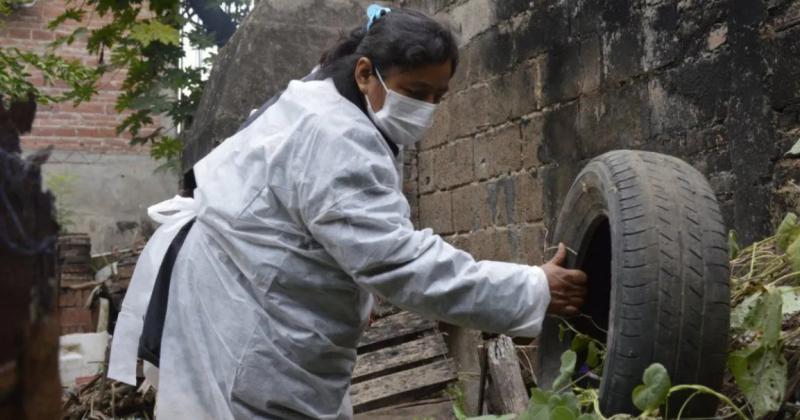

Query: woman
[115,5,587,419]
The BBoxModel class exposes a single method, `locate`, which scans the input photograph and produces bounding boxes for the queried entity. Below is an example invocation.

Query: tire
[536,150,730,417]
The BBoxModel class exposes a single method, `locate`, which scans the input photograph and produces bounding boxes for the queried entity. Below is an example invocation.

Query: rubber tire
[537,150,730,417]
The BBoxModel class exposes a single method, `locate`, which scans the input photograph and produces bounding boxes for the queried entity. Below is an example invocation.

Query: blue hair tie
[366,4,391,30]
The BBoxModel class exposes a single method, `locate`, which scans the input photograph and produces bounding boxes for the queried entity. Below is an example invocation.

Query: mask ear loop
[373,67,389,92]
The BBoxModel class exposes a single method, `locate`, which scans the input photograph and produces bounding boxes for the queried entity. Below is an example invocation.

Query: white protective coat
[131,78,550,419]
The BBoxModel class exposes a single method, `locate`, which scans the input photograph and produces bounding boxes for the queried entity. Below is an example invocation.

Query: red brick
[76,127,117,138]
[59,289,92,308]
[73,102,106,114]
[59,307,93,328]
[61,325,84,334]
[31,30,55,41]
[8,28,32,39]
[59,289,80,307]
[0,0,160,156]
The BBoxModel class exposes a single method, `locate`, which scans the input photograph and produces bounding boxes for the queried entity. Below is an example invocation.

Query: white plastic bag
[106,195,198,386]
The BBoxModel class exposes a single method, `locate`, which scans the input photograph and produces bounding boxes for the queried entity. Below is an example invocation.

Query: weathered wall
[1,0,178,253]
[405,0,800,256]
[40,151,176,253]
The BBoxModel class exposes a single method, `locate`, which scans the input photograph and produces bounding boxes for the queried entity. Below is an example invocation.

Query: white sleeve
[299,127,551,337]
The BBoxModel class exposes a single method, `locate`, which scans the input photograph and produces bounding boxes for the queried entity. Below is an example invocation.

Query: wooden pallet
[351,311,458,414]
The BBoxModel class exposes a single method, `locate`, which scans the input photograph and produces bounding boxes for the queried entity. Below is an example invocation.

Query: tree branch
[186,0,236,47]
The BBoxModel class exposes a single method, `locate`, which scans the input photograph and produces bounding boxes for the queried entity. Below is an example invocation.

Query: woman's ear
[354,57,373,95]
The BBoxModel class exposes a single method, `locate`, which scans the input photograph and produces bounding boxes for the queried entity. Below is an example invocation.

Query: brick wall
[1,2,179,253]
[1,0,146,154]
[59,288,95,334]
[405,0,800,256]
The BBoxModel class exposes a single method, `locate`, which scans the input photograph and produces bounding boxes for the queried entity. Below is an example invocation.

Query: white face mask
[365,68,438,146]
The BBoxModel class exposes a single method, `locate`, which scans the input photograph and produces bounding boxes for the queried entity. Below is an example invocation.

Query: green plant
[726,213,800,418]
[0,48,98,109]
[455,214,800,420]
[558,318,606,377]
[632,364,746,419]
[1,0,251,166]
[457,353,746,420]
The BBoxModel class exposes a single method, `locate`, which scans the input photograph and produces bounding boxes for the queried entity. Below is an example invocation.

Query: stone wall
[403,0,800,254]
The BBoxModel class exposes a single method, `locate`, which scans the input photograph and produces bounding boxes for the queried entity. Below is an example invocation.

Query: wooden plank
[487,335,528,414]
[353,334,448,382]
[351,359,458,413]
[354,398,454,420]
[358,311,435,350]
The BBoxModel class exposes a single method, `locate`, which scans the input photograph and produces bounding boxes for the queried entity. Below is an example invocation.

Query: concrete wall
[404,0,800,255]
[38,150,177,254]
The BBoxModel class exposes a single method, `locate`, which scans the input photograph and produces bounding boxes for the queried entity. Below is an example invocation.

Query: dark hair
[317,8,459,113]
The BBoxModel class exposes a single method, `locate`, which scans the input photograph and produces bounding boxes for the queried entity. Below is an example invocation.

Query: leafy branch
[0,0,251,168]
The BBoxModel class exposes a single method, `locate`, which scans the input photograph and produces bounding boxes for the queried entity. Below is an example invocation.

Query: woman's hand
[541,243,588,317]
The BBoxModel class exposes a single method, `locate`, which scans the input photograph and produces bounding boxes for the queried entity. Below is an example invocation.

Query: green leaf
[586,341,601,369]
[530,388,550,405]
[570,334,590,352]
[551,406,577,420]
[730,291,763,331]
[729,230,740,259]
[552,350,577,391]
[762,288,784,345]
[786,237,800,273]
[781,286,800,315]
[559,393,580,416]
[727,344,787,418]
[520,390,551,420]
[632,363,671,413]
[732,288,783,344]
[129,20,179,47]
[47,8,85,30]
[727,286,787,419]
[776,213,800,251]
